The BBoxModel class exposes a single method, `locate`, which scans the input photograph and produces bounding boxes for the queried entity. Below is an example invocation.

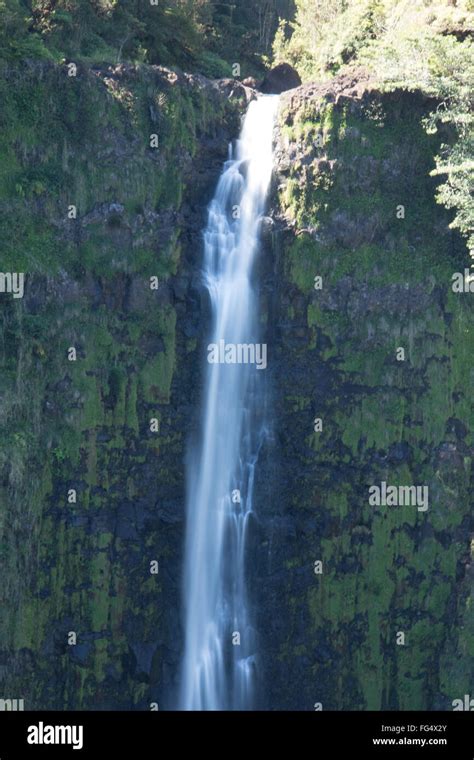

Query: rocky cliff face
[0,63,471,711]
[255,73,473,710]
[0,61,247,709]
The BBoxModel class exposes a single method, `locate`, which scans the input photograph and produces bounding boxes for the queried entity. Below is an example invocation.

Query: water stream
[180,95,279,710]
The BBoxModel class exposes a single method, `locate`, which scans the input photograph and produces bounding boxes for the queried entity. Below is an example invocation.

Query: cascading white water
[180,95,279,711]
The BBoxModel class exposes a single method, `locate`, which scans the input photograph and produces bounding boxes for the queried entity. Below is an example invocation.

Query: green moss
[277,85,473,710]
[140,308,176,404]
[0,60,240,707]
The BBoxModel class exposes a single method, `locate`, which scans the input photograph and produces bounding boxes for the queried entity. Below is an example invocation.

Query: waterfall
[180,95,279,710]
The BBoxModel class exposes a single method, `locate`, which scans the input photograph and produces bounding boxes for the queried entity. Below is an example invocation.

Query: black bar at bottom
[0,711,472,757]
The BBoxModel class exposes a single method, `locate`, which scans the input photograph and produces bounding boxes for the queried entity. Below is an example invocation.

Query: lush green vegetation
[1,2,471,249]
[274,0,474,262]
[0,0,295,75]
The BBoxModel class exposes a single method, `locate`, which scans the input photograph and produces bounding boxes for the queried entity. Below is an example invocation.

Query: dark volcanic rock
[260,63,302,94]
[255,74,473,711]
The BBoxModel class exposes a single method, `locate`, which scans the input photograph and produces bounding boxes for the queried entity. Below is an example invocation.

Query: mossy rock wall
[255,81,473,710]
[0,60,243,709]
[1,63,472,712]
